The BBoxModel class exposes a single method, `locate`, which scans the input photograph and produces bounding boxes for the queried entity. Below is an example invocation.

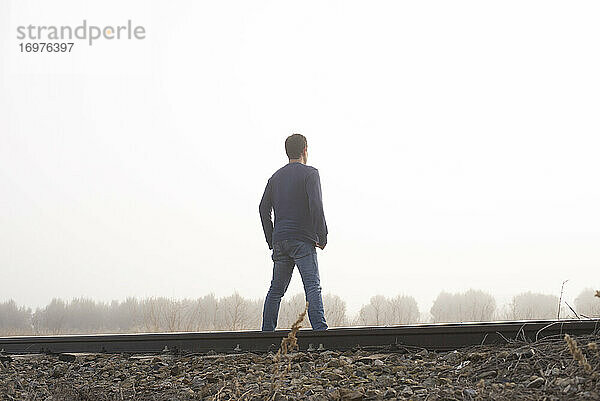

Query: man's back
[259,162,327,250]
[259,133,328,331]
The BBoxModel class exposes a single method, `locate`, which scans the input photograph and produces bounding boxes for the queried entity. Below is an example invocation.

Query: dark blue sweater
[259,162,328,249]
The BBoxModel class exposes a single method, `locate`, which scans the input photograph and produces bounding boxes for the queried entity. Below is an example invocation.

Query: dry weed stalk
[564,334,593,373]
[557,280,568,320]
[270,302,309,400]
[595,290,600,298]
[275,301,308,360]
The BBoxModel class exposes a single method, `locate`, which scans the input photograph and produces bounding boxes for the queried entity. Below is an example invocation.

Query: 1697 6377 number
[19,42,74,52]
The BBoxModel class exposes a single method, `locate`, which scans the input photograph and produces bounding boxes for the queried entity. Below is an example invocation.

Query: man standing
[259,134,328,331]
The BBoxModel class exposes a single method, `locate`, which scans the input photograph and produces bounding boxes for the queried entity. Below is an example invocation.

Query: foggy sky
[1,0,599,318]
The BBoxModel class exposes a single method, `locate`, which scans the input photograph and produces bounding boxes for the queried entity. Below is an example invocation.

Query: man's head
[285,134,308,163]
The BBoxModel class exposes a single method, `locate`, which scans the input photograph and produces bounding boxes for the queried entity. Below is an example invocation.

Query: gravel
[0,334,598,400]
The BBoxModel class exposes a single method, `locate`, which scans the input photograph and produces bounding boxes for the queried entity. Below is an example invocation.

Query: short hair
[285,134,307,159]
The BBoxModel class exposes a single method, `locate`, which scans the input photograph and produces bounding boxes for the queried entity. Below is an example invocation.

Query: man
[259,134,328,331]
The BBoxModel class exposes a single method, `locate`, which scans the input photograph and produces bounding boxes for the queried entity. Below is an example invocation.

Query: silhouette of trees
[109,297,142,332]
[276,293,349,328]
[5,285,595,336]
[575,288,600,318]
[507,292,558,320]
[389,295,420,324]
[0,300,31,335]
[32,298,67,334]
[356,294,420,326]
[139,297,183,332]
[357,295,389,326]
[194,294,220,331]
[217,292,261,330]
[323,293,349,327]
[179,294,219,331]
[133,294,263,332]
[64,297,108,333]
[430,289,496,323]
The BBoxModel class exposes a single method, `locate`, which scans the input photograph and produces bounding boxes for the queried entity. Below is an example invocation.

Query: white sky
[1,0,599,319]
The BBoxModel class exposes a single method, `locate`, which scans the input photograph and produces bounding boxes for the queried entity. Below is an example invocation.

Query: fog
[2,289,599,336]
[1,0,599,328]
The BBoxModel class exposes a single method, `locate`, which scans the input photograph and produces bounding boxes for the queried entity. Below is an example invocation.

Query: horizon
[5,286,598,322]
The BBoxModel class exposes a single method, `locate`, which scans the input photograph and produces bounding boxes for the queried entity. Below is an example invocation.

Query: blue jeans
[262,239,328,331]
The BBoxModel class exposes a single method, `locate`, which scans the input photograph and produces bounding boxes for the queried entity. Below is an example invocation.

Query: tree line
[0,288,598,336]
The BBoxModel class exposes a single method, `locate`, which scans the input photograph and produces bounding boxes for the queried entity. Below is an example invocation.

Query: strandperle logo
[16,20,146,46]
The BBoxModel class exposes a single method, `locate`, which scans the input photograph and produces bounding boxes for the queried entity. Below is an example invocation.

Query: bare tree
[276,293,307,329]
[0,300,32,335]
[429,292,455,323]
[430,289,496,323]
[246,298,263,329]
[139,297,188,332]
[108,297,141,333]
[356,294,420,326]
[162,298,184,332]
[575,288,600,318]
[218,292,256,331]
[388,295,420,324]
[200,293,220,330]
[32,298,67,334]
[357,295,390,326]
[64,297,107,333]
[273,292,347,329]
[140,297,164,332]
[462,289,496,322]
[179,298,202,332]
[323,293,349,327]
[507,292,558,320]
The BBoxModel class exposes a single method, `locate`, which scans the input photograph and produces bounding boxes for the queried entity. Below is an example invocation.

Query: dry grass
[275,302,308,360]
[270,302,309,400]
[562,289,598,377]
[564,334,594,374]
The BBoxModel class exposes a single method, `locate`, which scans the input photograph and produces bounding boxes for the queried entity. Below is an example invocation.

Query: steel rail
[1,319,598,355]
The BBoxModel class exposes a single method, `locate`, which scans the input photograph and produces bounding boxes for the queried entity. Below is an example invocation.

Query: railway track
[1,319,598,355]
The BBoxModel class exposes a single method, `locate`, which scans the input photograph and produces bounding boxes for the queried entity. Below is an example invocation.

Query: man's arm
[306,169,328,248]
[259,180,274,249]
